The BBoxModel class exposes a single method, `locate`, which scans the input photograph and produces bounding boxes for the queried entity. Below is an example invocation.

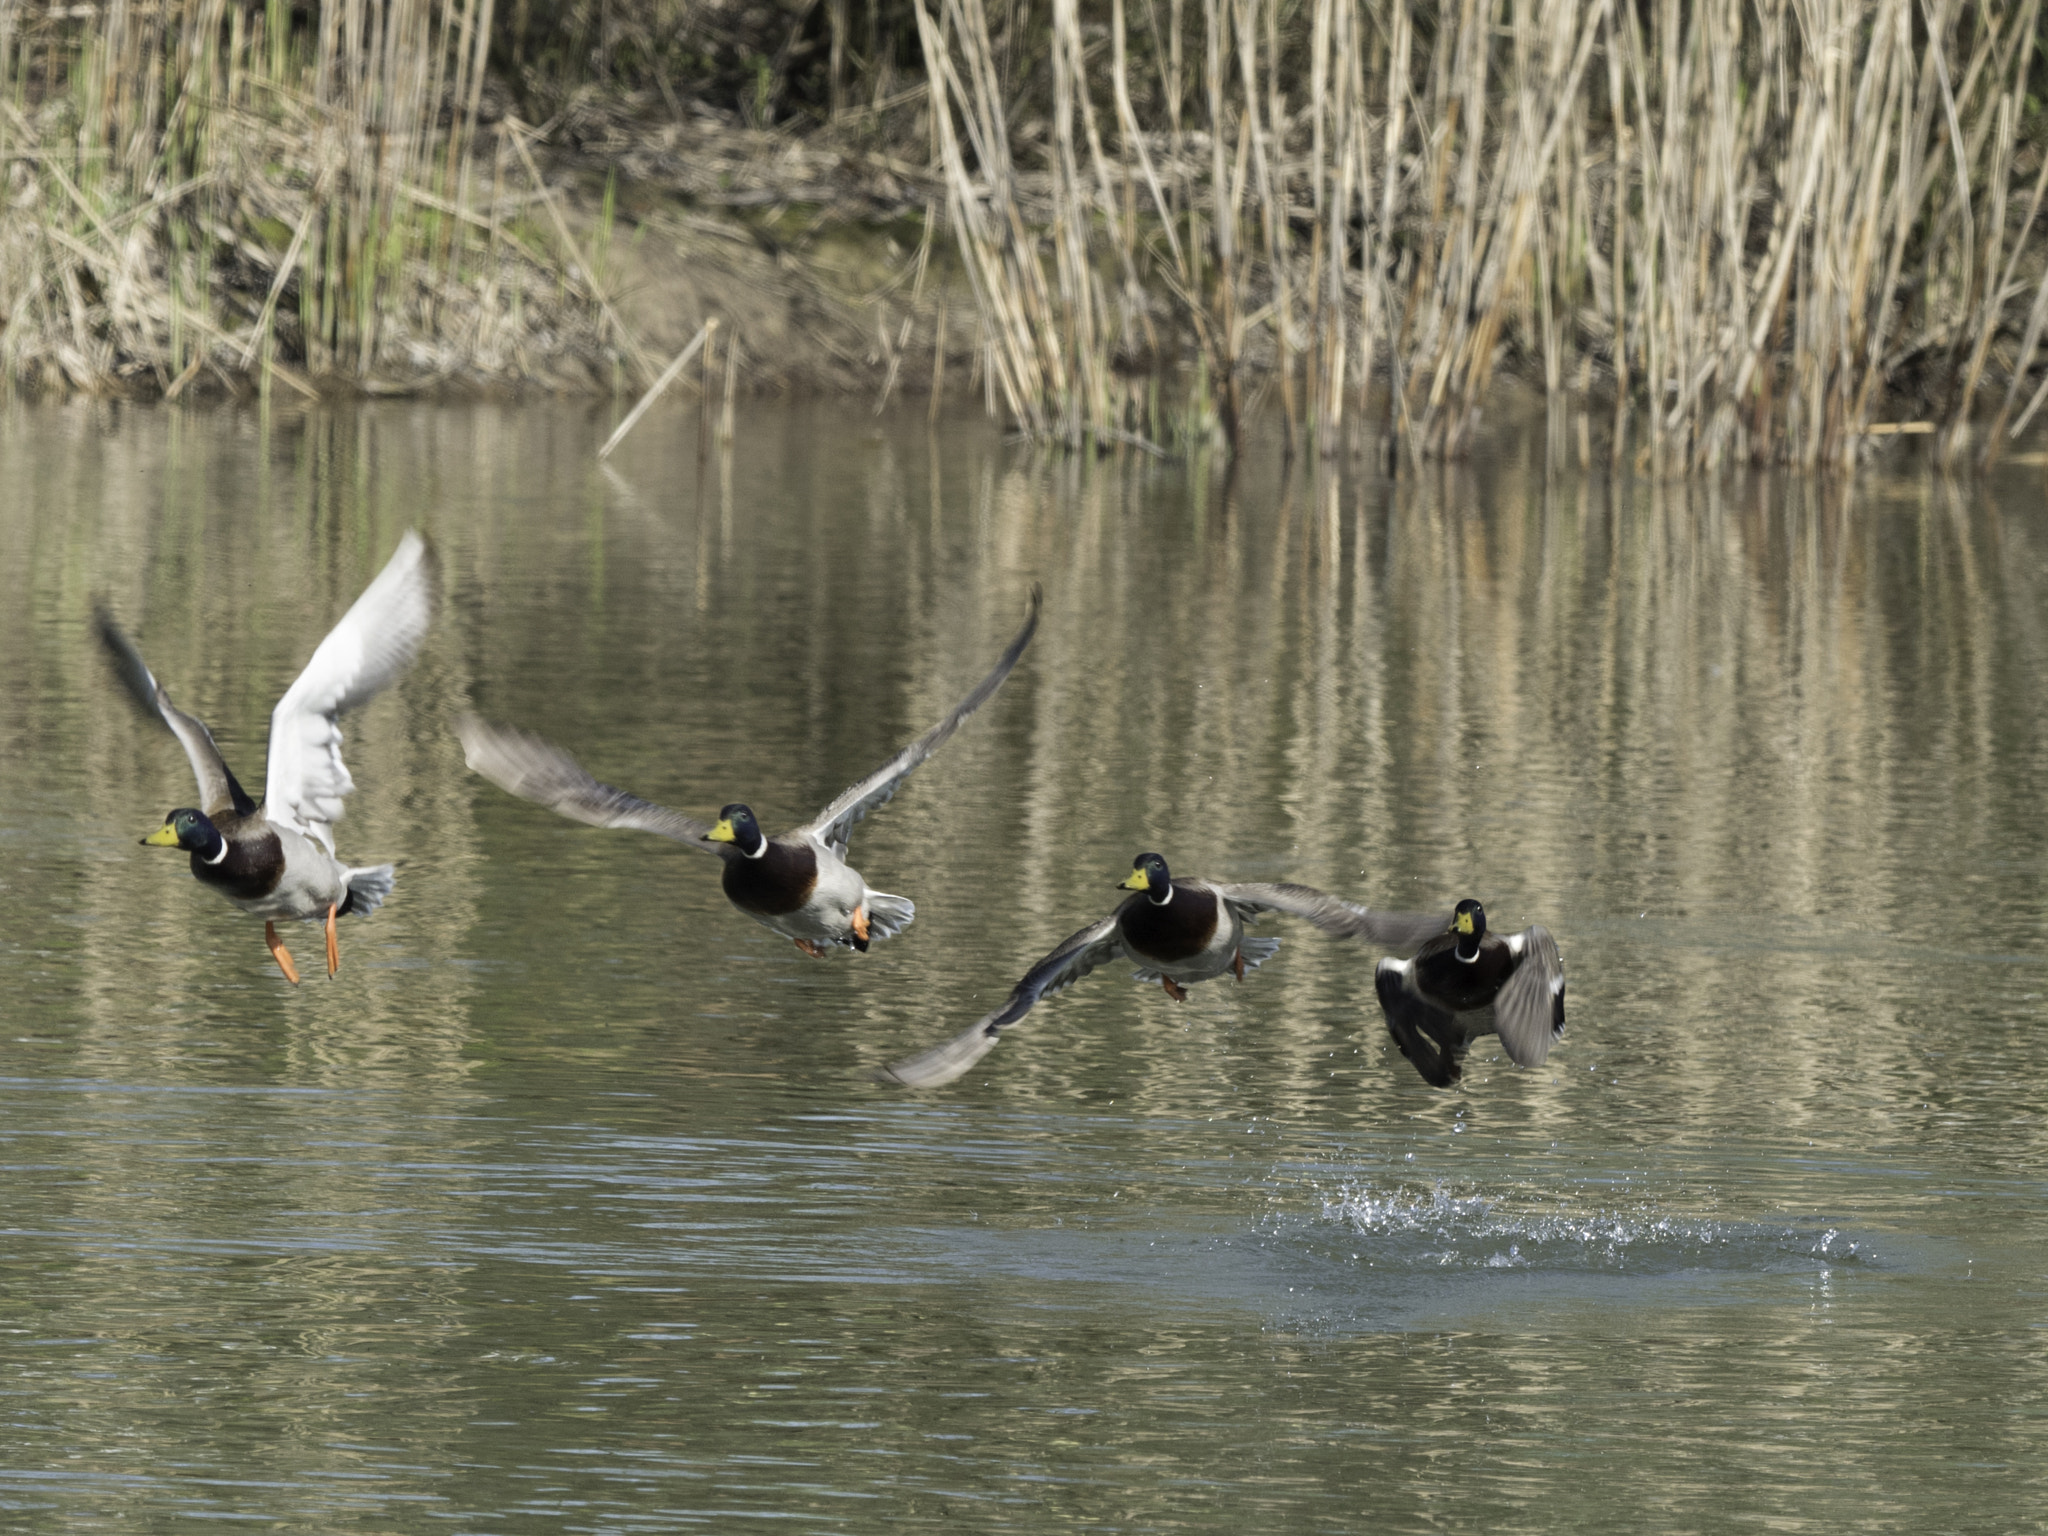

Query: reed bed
[12,0,2048,472]
[919,0,2048,467]
[0,0,628,396]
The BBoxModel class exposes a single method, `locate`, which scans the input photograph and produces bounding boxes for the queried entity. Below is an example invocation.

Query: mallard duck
[1374,899,1565,1086]
[879,851,1449,1087]
[457,586,1040,958]
[96,531,438,984]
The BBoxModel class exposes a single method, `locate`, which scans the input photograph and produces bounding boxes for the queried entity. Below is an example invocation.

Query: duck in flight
[97,531,439,983]
[457,586,1040,959]
[879,851,1449,1087]
[1373,899,1565,1086]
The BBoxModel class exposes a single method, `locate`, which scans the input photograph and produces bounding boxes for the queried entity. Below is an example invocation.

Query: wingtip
[91,599,131,654]
[92,603,168,716]
[1013,583,1043,647]
[394,528,441,610]
[451,711,488,768]
[875,1023,1002,1088]
[453,712,538,782]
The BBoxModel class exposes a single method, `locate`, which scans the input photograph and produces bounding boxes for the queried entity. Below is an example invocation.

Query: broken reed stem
[599,318,715,459]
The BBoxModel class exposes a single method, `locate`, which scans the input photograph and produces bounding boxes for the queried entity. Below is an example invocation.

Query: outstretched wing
[877,909,1123,1088]
[456,715,719,848]
[1375,956,1472,1088]
[264,531,438,852]
[801,586,1041,854]
[1216,882,1450,951]
[1495,925,1566,1067]
[95,607,256,819]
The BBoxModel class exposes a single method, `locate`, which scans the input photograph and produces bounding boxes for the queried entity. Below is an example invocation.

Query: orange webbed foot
[1161,977,1188,1002]
[325,903,339,978]
[265,921,301,985]
[850,904,871,953]
[794,938,830,959]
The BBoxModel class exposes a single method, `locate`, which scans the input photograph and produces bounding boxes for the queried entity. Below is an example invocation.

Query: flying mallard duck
[879,851,1449,1087]
[1373,899,1565,1086]
[457,586,1040,958]
[96,531,439,984]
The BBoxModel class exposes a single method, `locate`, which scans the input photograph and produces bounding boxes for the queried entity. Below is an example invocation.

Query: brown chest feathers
[1411,935,1516,1011]
[1118,885,1220,964]
[720,839,820,917]
[190,821,286,903]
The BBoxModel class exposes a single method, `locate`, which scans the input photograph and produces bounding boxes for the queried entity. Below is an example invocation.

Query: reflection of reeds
[1,0,627,394]
[919,0,2048,468]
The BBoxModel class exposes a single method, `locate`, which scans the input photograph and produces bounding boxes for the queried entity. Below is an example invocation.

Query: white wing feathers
[263,532,438,851]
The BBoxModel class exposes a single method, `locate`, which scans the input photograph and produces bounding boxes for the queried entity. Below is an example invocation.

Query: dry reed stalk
[719,331,738,441]
[928,297,949,422]
[506,120,656,385]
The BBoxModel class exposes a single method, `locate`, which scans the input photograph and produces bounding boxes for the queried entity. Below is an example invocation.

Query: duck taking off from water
[879,852,1450,1088]
[97,531,439,984]
[1374,898,1565,1086]
[457,586,1040,960]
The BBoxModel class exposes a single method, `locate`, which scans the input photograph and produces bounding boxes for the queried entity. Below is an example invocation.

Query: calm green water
[1,398,2045,1531]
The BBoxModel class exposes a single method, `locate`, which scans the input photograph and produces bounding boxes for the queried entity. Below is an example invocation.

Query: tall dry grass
[11,0,2048,469]
[919,0,2048,468]
[1,0,632,394]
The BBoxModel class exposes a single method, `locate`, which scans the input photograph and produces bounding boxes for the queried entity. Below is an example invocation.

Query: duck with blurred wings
[457,586,1040,959]
[1373,899,1565,1086]
[97,531,439,983]
[879,851,1449,1087]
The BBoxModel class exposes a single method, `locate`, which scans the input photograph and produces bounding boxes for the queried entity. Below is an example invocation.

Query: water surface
[1,399,2045,1530]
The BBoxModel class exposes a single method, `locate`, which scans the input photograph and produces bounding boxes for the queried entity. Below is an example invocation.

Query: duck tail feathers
[342,864,396,917]
[1238,935,1282,971]
[862,890,915,942]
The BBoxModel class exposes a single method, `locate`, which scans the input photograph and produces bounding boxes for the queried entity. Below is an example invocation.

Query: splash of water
[1316,1180,1871,1272]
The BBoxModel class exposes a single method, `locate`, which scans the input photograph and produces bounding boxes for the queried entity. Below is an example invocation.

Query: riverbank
[1,86,969,402]
[8,0,2048,468]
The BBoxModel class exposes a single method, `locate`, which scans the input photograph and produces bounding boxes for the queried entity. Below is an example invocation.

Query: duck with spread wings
[97,531,439,983]
[1373,899,1565,1086]
[879,851,1449,1087]
[457,587,1040,958]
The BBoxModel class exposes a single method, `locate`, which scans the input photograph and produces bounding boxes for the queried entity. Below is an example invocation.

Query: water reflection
[1,397,2045,1529]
